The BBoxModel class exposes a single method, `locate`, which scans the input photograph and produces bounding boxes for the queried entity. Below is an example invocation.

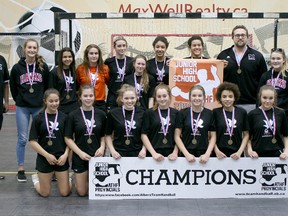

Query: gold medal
[136,101,141,107]
[66,94,70,100]
[163,138,167,144]
[272,137,277,144]
[87,138,92,144]
[125,139,130,145]
[29,87,34,93]
[47,139,53,146]
[192,138,197,145]
[228,139,233,145]
[237,68,242,74]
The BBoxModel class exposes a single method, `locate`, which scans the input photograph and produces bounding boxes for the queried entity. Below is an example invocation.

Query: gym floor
[1,113,288,216]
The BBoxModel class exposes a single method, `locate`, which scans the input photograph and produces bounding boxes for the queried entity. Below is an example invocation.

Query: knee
[76,189,87,197]
[39,191,50,197]
[59,189,71,197]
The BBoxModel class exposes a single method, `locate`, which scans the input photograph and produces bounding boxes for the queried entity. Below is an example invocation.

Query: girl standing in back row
[77,44,110,112]
[10,38,49,182]
[105,36,134,111]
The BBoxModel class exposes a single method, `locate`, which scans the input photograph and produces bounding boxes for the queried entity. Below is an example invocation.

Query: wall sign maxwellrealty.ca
[89,158,288,200]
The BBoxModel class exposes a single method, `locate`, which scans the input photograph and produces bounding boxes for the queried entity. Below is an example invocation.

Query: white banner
[89,157,288,200]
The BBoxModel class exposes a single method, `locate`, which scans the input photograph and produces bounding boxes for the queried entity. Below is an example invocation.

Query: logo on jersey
[263,119,274,135]
[19,72,43,85]
[260,163,287,191]
[92,162,122,192]
[125,120,136,136]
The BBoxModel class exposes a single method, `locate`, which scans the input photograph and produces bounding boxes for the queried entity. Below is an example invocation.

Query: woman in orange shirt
[76,44,110,112]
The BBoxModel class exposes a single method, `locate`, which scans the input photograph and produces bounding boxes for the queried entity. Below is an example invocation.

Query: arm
[57,146,70,166]
[3,82,9,112]
[64,137,91,161]
[30,140,58,165]
[95,136,105,157]
[246,139,258,159]
[230,131,249,160]
[167,145,178,161]
[199,131,216,163]
[174,128,195,162]
[105,135,121,159]
[141,133,164,161]
[214,144,227,159]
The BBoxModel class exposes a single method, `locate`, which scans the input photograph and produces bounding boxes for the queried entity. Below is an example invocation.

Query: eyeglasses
[234,34,247,38]
[271,48,284,53]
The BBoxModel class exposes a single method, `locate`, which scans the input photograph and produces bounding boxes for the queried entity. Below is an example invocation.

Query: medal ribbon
[271,69,281,88]
[115,56,126,81]
[63,70,72,94]
[133,73,143,100]
[80,107,94,137]
[44,111,59,138]
[89,67,98,87]
[260,107,276,136]
[222,107,235,140]
[233,46,247,69]
[122,106,135,138]
[190,108,202,137]
[26,62,36,89]
[155,57,166,82]
[158,107,170,138]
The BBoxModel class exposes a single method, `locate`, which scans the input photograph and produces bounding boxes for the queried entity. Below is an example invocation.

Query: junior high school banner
[89,157,288,200]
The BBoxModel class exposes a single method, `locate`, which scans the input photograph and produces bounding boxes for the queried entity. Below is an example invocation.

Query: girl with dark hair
[76,44,110,112]
[124,55,156,110]
[65,85,106,196]
[49,47,79,114]
[213,82,249,159]
[10,38,49,182]
[147,36,170,85]
[185,35,207,59]
[29,89,71,197]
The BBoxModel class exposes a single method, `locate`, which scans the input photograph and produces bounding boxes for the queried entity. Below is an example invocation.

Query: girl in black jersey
[175,85,216,163]
[29,89,71,197]
[64,85,106,196]
[10,38,49,182]
[147,36,170,85]
[49,47,79,114]
[258,48,288,116]
[106,84,146,158]
[184,35,208,59]
[213,82,249,159]
[105,36,133,111]
[124,55,156,110]
[141,84,179,161]
[247,85,288,159]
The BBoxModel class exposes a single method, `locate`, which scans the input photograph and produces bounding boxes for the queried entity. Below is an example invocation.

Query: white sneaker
[31,173,39,185]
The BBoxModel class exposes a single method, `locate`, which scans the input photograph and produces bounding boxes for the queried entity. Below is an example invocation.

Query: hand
[199,153,210,164]
[279,152,288,160]
[185,153,196,163]
[230,152,241,160]
[167,152,178,161]
[223,60,228,68]
[111,151,121,159]
[57,154,68,166]
[3,104,8,113]
[166,59,171,67]
[79,151,91,161]
[138,148,146,158]
[215,150,227,159]
[247,149,258,159]
[95,146,105,157]
[46,154,58,165]
[152,153,164,161]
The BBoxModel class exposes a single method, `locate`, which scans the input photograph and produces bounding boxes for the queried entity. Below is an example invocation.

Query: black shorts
[72,154,89,173]
[115,149,140,157]
[146,148,174,157]
[36,155,69,173]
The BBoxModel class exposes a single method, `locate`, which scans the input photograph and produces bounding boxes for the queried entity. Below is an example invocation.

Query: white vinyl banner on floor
[89,157,288,200]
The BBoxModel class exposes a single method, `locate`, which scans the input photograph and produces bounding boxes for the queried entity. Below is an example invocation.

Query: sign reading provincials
[89,157,288,200]
[169,59,223,110]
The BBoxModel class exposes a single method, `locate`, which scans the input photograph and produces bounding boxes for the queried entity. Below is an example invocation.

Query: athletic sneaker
[17,170,27,182]
[31,173,39,185]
